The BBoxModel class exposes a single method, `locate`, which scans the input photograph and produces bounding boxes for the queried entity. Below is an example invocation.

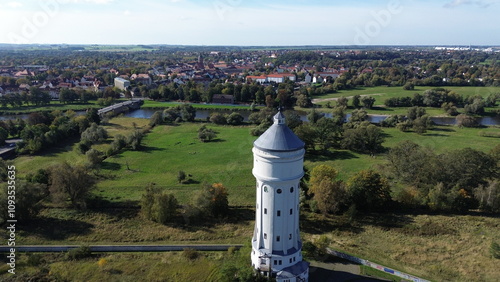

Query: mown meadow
[5,111,500,281]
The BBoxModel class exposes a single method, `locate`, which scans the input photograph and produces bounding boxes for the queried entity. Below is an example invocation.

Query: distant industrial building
[114,77,130,90]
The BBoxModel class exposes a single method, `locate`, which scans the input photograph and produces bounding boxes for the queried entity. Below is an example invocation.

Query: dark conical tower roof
[253,112,305,152]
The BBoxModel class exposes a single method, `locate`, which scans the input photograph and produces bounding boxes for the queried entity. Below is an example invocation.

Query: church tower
[251,111,309,281]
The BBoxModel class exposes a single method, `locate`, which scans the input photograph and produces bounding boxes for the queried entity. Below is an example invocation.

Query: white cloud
[123,10,131,16]
[7,2,23,8]
[57,0,116,4]
[443,0,497,8]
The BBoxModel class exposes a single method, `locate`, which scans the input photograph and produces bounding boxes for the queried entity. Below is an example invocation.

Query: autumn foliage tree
[49,162,96,209]
[196,183,229,217]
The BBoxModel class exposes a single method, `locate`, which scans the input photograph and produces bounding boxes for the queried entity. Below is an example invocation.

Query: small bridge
[97,99,143,117]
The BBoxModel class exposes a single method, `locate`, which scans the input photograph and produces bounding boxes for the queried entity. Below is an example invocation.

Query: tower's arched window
[290,187,294,193]
[263,186,268,192]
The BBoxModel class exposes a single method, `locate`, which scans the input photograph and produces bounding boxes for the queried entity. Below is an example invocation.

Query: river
[124,108,500,126]
[1,108,499,126]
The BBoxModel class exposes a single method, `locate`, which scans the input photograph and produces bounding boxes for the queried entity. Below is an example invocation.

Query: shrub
[65,245,92,260]
[198,125,217,142]
[491,242,500,259]
[182,248,199,261]
[209,112,226,125]
[27,253,44,266]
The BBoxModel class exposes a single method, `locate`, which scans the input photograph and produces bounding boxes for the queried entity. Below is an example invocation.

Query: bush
[198,125,217,142]
[209,112,226,125]
[182,248,199,261]
[226,112,244,125]
[140,184,178,224]
[27,253,44,266]
[65,245,92,260]
[456,114,479,128]
[491,242,500,259]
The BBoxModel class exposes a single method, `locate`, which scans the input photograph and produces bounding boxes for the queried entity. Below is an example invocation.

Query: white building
[114,77,130,90]
[251,112,309,282]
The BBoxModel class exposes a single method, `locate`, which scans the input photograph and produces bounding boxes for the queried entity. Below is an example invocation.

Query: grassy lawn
[0,252,220,282]
[96,122,256,205]
[0,101,100,115]
[141,100,255,111]
[7,116,500,281]
[308,213,500,282]
[311,86,500,116]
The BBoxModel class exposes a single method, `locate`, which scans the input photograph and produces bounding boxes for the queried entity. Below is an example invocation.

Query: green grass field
[311,86,500,115]
[0,101,100,115]
[141,100,255,111]
[7,117,500,281]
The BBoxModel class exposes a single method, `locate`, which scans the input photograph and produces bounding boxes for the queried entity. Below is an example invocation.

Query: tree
[456,114,479,128]
[140,183,178,224]
[49,162,96,209]
[198,125,217,142]
[226,112,244,125]
[342,124,384,155]
[439,148,497,191]
[352,95,361,108]
[314,117,342,151]
[0,181,48,223]
[314,179,349,214]
[361,96,376,109]
[0,127,7,145]
[347,170,392,212]
[196,183,229,217]
[336,96,348,108]
[403,82,415,90]
[149,111,163,127]
[127,130,144,150]
[80,123,108,144]
[474,180,500,212]
[386,140,438,187]
[180,104,196,122]
[309,164,338,195]
[293,123,317,152]
[349,109,367,123]
[177,171,186,183]
[210,112,227,125]
[85,148,103,170]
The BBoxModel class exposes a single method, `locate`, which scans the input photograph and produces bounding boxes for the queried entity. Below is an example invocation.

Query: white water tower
[251,111,309,281]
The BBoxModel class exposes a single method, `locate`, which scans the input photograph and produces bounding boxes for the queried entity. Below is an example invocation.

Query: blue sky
[1,0,498,45]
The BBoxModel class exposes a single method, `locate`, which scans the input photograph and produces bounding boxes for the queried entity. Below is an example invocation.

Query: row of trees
[9,109,100,155]
[305,140,500,215]
[0,160,97,223]
[384,89,499,116]
[140,182,229,224]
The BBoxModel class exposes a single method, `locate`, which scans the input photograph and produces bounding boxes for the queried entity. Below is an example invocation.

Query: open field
[14,118,500,202]
[311,86,500,116]
[0,101,100,115]
[3,209,499,281]
[141,100,255,111]
[6,117,500,281]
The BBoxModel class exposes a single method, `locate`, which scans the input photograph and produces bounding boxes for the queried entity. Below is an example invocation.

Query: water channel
[123,108,500,126]
[1,108,499,126]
